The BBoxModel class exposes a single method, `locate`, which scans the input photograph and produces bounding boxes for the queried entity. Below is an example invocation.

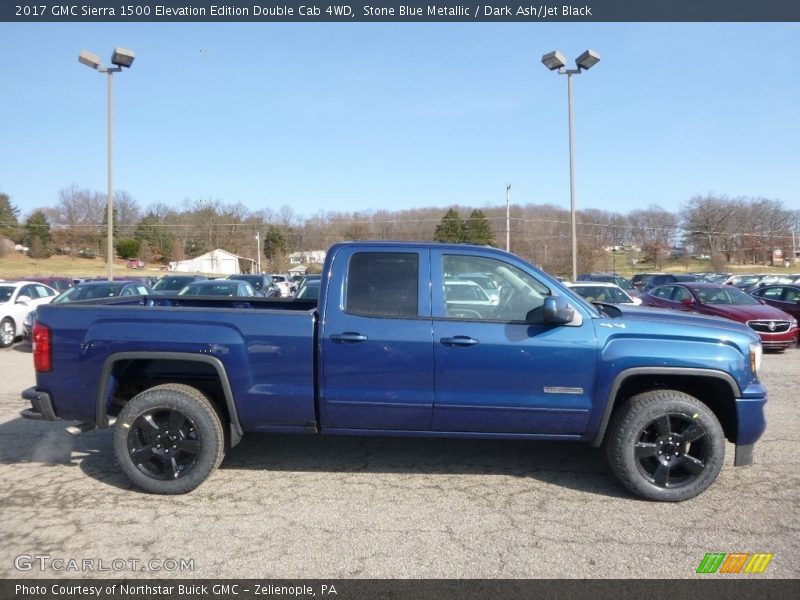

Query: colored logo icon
[696,553,773,574]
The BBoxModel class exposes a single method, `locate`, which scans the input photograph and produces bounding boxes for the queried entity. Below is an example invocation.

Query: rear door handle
[330,332,368,343]
[440,336,479,347]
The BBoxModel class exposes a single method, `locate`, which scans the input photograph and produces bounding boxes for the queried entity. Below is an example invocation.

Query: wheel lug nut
[658,451,662,455]
[675,452,679,456]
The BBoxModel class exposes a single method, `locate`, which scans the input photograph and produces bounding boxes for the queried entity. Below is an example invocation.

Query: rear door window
[345,252,419,318]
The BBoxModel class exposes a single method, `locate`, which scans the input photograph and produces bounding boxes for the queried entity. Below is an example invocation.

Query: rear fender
[97,352,244,446]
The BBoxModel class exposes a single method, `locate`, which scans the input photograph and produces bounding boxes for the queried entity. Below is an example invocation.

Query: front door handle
[330,332,368,343]
[440,336,479,347]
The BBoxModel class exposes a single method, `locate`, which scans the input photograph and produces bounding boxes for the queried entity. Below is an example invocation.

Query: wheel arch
[96,351,244,446]
[592,367,740,448]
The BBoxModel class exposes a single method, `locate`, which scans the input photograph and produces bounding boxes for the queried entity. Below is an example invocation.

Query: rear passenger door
[320,247,434,431]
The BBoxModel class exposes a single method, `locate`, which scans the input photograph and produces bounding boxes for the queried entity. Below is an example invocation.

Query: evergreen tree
[434,208,465,243]
[263,224,288,260]
[0,193,20,240]
[135,212,175,262]
[463,209,495,246]
[24,211,52,258]
[115,238,141,259]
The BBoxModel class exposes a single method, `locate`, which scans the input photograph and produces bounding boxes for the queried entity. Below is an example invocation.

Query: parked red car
[640,282,798,351]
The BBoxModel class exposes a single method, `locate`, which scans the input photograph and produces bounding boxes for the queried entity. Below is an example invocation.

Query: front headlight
[750,343,762,378]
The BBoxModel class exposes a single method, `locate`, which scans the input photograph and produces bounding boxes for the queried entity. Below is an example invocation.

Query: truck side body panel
[35,303,316,430]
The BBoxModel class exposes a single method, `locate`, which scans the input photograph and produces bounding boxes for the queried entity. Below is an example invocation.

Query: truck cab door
[430,248,596,435]
[319,247,434,431]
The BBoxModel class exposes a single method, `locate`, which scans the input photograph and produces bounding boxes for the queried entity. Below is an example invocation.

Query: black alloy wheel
[114,383,225,494]
[126,408,201,480]
[606,390,725,501]
[633,413,709,489]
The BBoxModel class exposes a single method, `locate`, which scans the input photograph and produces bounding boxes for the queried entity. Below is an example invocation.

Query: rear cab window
[345,252,419,318]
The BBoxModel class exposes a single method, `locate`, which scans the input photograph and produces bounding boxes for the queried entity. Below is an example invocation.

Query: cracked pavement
[1,342,798,579]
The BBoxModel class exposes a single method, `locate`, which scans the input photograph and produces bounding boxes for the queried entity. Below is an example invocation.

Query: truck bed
[34,296,318,432]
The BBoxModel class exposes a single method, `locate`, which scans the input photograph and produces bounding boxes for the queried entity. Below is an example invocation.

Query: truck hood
[605,305,760,341]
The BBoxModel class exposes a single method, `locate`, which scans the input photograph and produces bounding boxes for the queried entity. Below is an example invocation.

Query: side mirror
[680,298,695,306]
[542,296,574,324]
[16,295,31,306]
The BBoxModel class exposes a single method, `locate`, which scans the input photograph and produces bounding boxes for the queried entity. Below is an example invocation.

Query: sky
[1,22,799,220]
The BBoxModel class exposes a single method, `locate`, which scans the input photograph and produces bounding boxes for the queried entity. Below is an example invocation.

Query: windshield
[571,286,631,304]
[54,284,124,302]
[694,286,760,306]
[296,281,320,300]
[153,277,193,291]
[179,283,240,296]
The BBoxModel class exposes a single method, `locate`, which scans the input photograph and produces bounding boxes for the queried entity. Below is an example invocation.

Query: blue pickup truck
[21,242,767,501]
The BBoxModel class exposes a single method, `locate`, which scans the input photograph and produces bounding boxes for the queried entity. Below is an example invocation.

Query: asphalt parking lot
[1,341,798,579]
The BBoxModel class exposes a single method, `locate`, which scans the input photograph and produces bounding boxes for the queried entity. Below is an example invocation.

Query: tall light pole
[79,47,135,281]
[505,184,511,252]
[541,49,600,281]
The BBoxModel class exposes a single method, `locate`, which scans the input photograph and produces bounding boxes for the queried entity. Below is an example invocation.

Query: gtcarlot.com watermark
[15,554,194,573]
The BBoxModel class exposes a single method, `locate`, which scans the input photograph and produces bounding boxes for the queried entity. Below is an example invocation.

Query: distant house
[0,236,14,254]
[169,249,242,275]
[288,250,326,265]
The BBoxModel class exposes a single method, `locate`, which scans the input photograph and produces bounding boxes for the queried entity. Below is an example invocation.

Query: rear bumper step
[20,387,58,421]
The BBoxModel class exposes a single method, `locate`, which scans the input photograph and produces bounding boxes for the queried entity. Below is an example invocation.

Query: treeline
[1,188,797,275]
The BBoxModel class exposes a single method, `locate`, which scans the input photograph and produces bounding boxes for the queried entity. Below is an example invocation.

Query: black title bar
[3,579,800,600]
[3,1,800,22]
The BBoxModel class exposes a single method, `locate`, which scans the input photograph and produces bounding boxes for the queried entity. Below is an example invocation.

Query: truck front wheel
[605,390,725,501]
[113,384,225,494]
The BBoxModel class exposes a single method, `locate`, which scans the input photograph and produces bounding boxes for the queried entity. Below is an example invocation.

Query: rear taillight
[32,322,52,372]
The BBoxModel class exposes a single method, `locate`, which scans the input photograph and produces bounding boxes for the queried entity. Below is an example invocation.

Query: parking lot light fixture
[541,49,601,282]
[541,51,567,71]
[78,47,135,281]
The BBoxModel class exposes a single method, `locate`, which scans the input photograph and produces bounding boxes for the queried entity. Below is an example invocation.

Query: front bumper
[20,387,59,421]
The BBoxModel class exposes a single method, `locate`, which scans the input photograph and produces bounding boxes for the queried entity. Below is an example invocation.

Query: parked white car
[0,281,58,347]
[565,281,641,306]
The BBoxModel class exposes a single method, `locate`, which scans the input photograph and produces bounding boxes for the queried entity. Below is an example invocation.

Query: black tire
[605,390,725,502]
[113,384,225,494]
[1,317,16,348]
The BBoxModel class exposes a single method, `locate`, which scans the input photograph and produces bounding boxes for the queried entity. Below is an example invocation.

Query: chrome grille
[747,320,790,333]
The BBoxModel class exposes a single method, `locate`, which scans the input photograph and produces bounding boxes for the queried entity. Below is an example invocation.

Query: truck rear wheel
[113,384,225,494]
[605,390,725,502]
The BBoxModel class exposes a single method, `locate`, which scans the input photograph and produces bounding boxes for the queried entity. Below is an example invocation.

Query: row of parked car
[0,272,323,348]
[569,271,800,351]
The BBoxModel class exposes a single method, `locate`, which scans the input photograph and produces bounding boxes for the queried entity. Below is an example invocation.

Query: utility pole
[506,184,511,252]
[255,230,261,273]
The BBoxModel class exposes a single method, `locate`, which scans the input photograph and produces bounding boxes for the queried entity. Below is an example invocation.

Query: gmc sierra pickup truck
[21,242,767,501]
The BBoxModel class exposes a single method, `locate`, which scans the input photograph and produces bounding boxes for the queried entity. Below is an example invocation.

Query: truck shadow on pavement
[0,416,629,499]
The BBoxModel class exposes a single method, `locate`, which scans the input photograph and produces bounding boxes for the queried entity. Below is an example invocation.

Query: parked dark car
[640,282,798,351]
[631,273,664,291]
[150,275,207,295]
[23,276,74,292]
[53,280,154,303]
[750,285,800,321]
[226,274,278,297]
[641,274,700,293]
[294,278,320,300]
[178,280,256,297]
[294,274,321,299]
